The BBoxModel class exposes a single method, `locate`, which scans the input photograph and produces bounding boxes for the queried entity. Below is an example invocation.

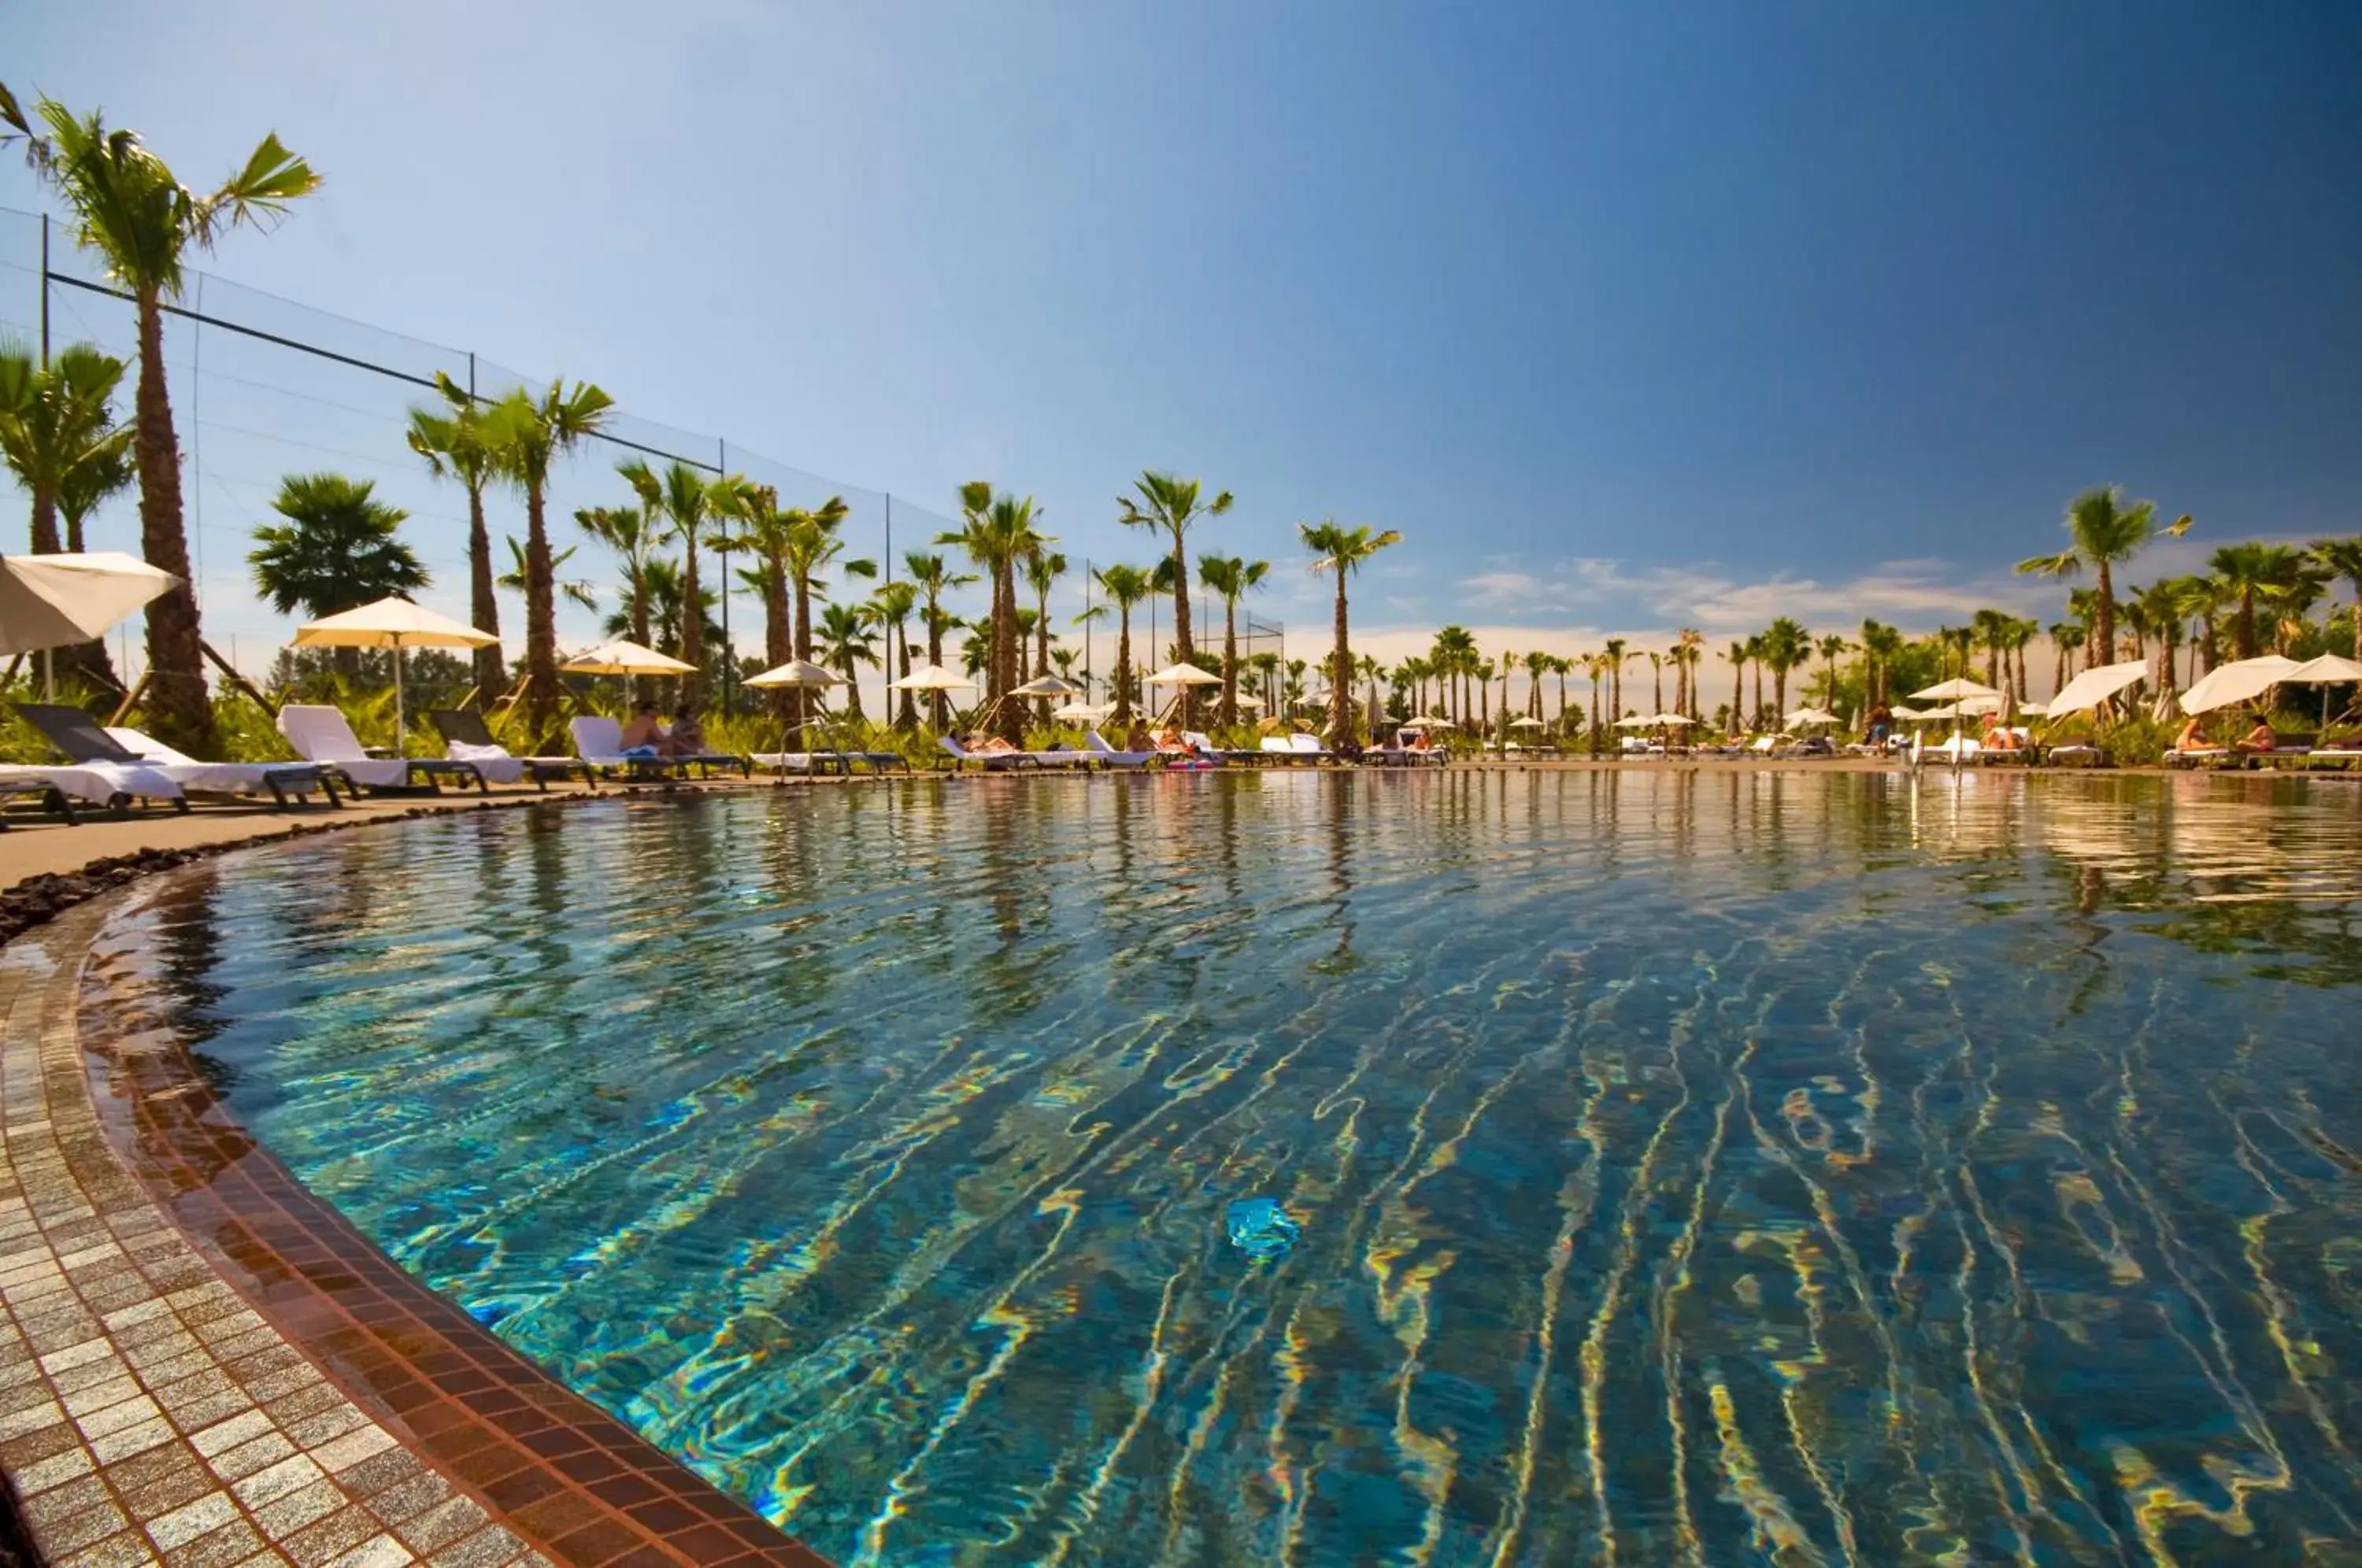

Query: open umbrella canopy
[1784,708,1840,726]
[1011,674,1083,697]
[744,657,846,689]
[1144,660,1221,686]
[1612,715,1659,729]
[1909,677,2001,702]
[2286,653,2362,685]
[2179,655,2299,716]
[1909,698,2002,720]
[1403,715,1454,728]
[294,595,496,651]
[562,638,697,676]
[1235,694,1265,711]
[1648,712,1696,726]
[1508,716,1546,729]
[0,552,180,654]
[887,663,972,691]
[2042,658,2149,718]
[1052,700,1109,722]
[1889,704,1934,720]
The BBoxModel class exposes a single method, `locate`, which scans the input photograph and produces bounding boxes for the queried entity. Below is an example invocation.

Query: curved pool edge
[0,841,830,1566]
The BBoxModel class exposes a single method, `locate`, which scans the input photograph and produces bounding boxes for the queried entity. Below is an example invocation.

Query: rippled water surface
[125,771,2362,1564]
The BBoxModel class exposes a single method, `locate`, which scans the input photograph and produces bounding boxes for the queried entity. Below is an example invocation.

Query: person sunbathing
[1407,731,1433,753]
[2173,716,2208,753]
[1980,717,2021,753]
[964,732,1019,756]
[2234,718,2279,753]
[1125,721,1156,753]
[1155,724,1190,753]
[618,701,667,755]
[662,705,709,758]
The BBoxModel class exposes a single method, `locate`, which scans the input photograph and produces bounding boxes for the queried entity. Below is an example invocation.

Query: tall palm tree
[248,474,424,682]
[574,500,662,701]
[1760,617,1810,723]
[905,551,976,730]
[778,497,868,730]
[2312,536,2362,660]
[0,342,129,553]
[2016,486,2187,687]
[1814,634,1849,709]
[1118,472,1231,723]
[1431,626,1476,722]
[1299,521,1401,743]
[5,87,321,753]
[2048,621,2083,694]
[709,482,794,713]
[868,581,920,729]
[1969,608,2012,696]
[502,536,598,616]
[0,342,133,689]
[813,601,879,720]
[1196,553,1270,727]
[2208,542,2312,660]
[1093,564,1154,727]
[1601,637,1630,721]
[483,379,613,738]
[939,487,1046,739]
[1023,546,1066,694]
[1724,641,1749,732]
[405,372,505,695]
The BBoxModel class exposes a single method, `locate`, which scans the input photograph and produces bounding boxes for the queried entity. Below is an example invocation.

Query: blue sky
[5,0,2359,697]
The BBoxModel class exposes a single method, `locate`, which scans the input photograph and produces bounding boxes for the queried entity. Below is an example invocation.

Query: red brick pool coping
[0,858,830,1565]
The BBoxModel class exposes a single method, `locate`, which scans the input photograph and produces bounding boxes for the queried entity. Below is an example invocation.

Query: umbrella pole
[42,647,54,704]
[394,642,406,759]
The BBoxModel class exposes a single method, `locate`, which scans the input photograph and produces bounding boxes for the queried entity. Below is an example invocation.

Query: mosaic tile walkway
[0,882,827,1566]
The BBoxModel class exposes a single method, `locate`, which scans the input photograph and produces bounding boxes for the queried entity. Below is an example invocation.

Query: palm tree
[2049,621,2084,695]
[709,482,793,712]
[2016,486,2186,688]
[1093,564,1154,727]
[0,342,129,553]
[1646,650,1664,716]
[1299,521,1401,743]
[2135,579,2189,699]
[1431,627,1475,722]
[1601,638,1631,721]
[2312,536,2362,660]
[1024,546,1066,698]
[904,551,976,729]
[2208,542,2312,661]
[574,499,663,700]
[4,86,321,753]
[502,536,598,616]
[1196,553,1270,727]
[1969,608,2012,696]
[814,601,879,720]
[779,497,868,730]
[482,379,613,738]
[1118,472,1231,722]
[1760,617,1810,723]
[1724,641,1749,733]
[248,474,425,682]
[405,372,505,696]
[0,342,133,688]
[868,581,920,729]
[1814,634,1849,709]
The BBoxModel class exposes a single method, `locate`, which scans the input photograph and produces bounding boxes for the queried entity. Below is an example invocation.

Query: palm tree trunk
[765,559,791,722]
[466,483,503,699]
[1113,611,1134,727]
[895,620,917,730]
[792,574,815,734]
[524,478,558,741]
[680,535,704,709]
[994,564,1021,742]
[1329,574,1350,744]
[1170,536,1194,727]
[2053,642,2065,697]
[1732,662,1743,731]
[1221,600,1238,728]
[28,479,59,553]
[2094,562,2116,672]
[927,610,949,730]
[131,290,214,754]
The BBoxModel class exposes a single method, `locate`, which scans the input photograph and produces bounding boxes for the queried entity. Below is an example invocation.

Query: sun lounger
[568,716,750,779]
[0,762,184,818]
[0,776,80,829]
[752,749,848,775]
[104,727,340,806]
[430,710,591,790]
[279,704,487,794]
[2164,745,2229,768]
[847,749,912,774]
[1086,730,1158,768]
[17,701,335,808]
[938,735,1038,771]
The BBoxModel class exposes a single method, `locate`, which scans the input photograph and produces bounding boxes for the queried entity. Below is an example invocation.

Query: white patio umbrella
[1784,707,1840,727]
[2179,654,2299,716]
[1,552,180,700]
[1052,700,1109,723]
[886,663,971,691]
[1508,715,1546,729]
[1011,674,1083,697]
[1404,715,1454,729]
[1649,712,1696,726]
[2042,658,2149,719]
[744,657,846,689]
[562,638,698,677]
[1235,694,1265,712]
[1909,677,2001,704]
[295,596,499,757]
[1143,661,1221,687]
[2283,653,2362,730]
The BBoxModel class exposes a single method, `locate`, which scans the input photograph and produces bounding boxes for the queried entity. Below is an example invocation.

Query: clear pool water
[123,771,2362,1563]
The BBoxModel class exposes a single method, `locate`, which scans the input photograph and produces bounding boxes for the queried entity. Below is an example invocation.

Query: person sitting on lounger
[1126,721,1156,753]
[619,701,667,756]
[964,732,1019,756]
[1980,716,2020,753]
[662,704,708,759]
[1155,724,1189,753]
[1406,730,1432,753]
[2235,717,2279,753]
[2173,716,2208,753]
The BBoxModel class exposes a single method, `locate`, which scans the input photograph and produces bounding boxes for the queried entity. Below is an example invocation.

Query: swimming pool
[112,771,2362,1563]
